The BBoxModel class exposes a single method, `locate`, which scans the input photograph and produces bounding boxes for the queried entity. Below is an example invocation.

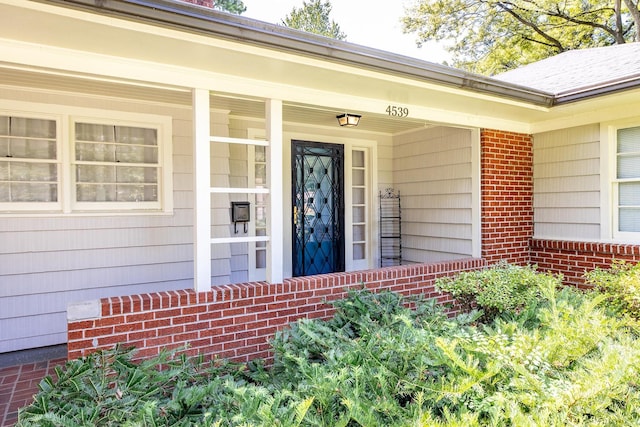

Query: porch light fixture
[336,113,361,127]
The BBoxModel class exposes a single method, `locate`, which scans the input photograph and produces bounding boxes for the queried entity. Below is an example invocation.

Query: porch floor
[0,346,67,427]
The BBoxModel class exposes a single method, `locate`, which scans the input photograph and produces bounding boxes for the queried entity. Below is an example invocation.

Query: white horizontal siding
[535,175,600,193]
[1,244,192,276]
[398,178,472,196]
[174,155,194,174]
[402,193,471,209]
[535,207,600,223]
[393,163,472,183]
[403,234,472,252]
[403,248,470,263]
[534,142,599,164]
[533,124,601,240]
[0,87,235,352]
[534,125,600,148]
[403,222,471,239]
[393,126,474,263]
[1,277,195,319]
[402,208,472,224]
[0,208,193,232]
[1,227,193,254]
[395,146,471,169]
[0,258,232,298]
[534,191,600,208]
[377,138,394,191]
[2,313,68,349]
[533,158,600,178]
[534,223,601,240]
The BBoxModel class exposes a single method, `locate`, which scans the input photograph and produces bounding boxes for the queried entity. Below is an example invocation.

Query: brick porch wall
[531,239,640,287]
[480,129,534,265]
[67,259,485,362]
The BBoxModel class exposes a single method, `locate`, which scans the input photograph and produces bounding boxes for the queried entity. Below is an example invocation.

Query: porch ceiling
[0,67,426,135]
[215,95,431,135]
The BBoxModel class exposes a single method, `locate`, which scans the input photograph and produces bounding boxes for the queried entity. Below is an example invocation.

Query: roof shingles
[494,43,640,95]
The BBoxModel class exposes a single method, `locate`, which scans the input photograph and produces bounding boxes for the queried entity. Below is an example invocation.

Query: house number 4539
[385,105,409,117]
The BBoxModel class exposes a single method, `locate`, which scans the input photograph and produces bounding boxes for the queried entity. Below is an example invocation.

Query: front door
[292,140,345,277]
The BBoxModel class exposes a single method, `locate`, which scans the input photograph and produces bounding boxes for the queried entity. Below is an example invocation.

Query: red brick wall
[68,259,485,362]
[531,239,640,287]
[481,129,533,265]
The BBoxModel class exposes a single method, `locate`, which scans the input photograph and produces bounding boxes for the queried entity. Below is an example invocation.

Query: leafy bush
[440,285,640,426]
[17,347,311,427]
[585,259,640,320]
[18,270,640,426]
[435,262,560,322]
[268,288,476,426]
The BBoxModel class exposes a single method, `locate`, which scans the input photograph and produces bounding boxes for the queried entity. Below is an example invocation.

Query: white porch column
[193,88,211,292]
[266,99,284,283]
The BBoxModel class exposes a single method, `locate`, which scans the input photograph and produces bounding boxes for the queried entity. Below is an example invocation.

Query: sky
[239,0,450,64]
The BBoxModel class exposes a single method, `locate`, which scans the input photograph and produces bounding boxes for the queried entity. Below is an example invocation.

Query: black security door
[292,141,345,277]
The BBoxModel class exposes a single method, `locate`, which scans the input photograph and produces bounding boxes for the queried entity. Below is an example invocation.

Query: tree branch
[615,0,625,43]
[623,0,640,41]
[548,5,624,43]
[496,1,565,51]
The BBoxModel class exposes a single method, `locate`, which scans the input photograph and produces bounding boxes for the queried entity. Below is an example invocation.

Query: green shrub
[268,288,472,426]
[18,279,640,426]
[421,284,640,426]
[585,260,640,320]
[435,262,560,322]
[17,346,311,427]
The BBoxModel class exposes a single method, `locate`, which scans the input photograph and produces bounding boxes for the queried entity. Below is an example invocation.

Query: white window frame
[70,116,169,212]
[601,118,640,242]
[0,110,62,212]
[349,146,371,271]
[0,101,173,216]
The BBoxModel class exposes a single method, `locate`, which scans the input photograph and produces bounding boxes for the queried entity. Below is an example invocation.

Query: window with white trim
[73,120,161,209]
[351,149,368,263]
[252,145,268,270]
[616,126,640,233]
[0,114,59,209]
[0,105,172,214]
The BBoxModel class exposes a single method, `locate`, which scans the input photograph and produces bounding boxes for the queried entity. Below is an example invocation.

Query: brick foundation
[67,259,485,362]
[480,129,533,265]
[531,239,640,287]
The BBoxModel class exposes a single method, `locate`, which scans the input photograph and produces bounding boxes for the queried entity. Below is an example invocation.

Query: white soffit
[0,67,426,135]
